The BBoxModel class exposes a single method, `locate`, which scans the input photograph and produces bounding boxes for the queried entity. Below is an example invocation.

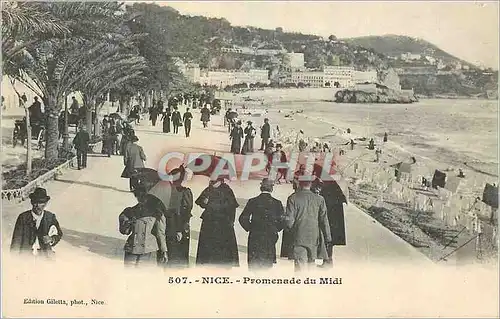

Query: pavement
[4,107,499,319]
[2,108,431,269]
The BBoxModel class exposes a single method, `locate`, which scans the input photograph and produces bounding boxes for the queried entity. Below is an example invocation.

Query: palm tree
[6,2,126,160]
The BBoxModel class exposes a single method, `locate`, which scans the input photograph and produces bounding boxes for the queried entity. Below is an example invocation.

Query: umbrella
[227,111,238,119]
[131,167,161,191]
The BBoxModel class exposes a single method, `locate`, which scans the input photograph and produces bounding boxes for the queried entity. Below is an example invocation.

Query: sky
[150,1,499,69]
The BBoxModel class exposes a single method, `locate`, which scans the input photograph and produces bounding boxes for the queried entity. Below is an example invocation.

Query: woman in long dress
[161,109,171,133]
[241,121,256,154]
[230,121,244,154]
[320,180,347,266]
[195,178,239,268]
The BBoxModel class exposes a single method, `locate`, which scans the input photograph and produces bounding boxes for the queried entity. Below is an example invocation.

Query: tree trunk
[94,102,99,137]
[86,101,93,136]
[44,95,60,160]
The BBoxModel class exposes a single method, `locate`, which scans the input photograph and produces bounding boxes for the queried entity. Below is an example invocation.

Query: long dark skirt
[280,229,294,260]
[241,137,254,154]
[166,230,190,268]
[248,231,278,270]
[231,138,242,154]
[196,219,239,267]
[328,205,346,246]
[163,118,170,133]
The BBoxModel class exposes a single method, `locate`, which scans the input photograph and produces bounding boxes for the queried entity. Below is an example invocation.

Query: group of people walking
[115,159,347,271]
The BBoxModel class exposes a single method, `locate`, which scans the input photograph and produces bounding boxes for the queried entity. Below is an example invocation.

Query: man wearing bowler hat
[10,188,63,257]
[239,178,285,271]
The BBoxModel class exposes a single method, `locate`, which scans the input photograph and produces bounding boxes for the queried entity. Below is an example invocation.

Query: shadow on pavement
[55,178,130,194]
[61,228,125,260]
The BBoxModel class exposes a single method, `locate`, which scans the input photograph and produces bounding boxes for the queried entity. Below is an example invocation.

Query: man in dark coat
[149,105,159,126]
[171,107,182,134]
[121,135,147,191]
[230,120,244,154]
[320,180,347,266]
[200,105,211,128]
[285,179,332,272]
[239,178,284,270]
[183,108,193,137]
[195,177,239,268]
[259,118,271,151]
[10,188,63,258]
[72,125,90,170]
[28,97,43,125]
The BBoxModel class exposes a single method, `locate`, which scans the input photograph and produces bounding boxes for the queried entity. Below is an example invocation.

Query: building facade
[289,71,324,87]
[197,69,269,87]
[324,66,355,88]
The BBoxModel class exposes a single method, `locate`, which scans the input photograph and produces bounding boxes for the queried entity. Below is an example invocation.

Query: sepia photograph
[1,1,499,317]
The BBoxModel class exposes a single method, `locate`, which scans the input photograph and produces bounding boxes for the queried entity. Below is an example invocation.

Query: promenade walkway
[2,112,430,269]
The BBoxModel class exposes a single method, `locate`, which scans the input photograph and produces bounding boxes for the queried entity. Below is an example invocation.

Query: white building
[289,71,324,87]
[286,52,305,70]
[197,69,269,88]
[401,52,422,61]
[353,70,378,84]
[324,66,355,88]
[185,63,201,83]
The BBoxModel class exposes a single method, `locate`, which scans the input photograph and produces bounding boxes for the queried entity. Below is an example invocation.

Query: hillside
[344,35,471,66]
[126,3,497,98]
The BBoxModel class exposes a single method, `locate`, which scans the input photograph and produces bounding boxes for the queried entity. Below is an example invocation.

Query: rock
[334,85,418,104]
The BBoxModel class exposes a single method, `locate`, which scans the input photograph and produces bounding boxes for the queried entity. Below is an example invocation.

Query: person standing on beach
[383,132,388,142]
[271,143,288,184]
[183,108,193,137]
[259,118,271,151]
[297,130,307,152]
[239,178,285,271]
[230,120,244,154]
[284,179,331,272]
[241,121,256,154]
[171,107,182,134]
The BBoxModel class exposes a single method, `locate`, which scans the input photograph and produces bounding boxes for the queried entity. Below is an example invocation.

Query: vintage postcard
[1,1,498,317]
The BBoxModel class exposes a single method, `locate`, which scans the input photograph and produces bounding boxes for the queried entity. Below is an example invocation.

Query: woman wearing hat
[241,121,256,155]
[165,165,193,267]
[195,177,239,268]
[229,120,244,154]
[119,184,168,267]
[121,134,147,191]
[10,188,63,257]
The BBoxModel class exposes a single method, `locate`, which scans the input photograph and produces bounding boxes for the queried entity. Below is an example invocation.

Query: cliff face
[334,86,418,104]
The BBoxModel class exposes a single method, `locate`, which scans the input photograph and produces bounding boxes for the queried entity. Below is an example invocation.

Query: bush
[2,152,75,190]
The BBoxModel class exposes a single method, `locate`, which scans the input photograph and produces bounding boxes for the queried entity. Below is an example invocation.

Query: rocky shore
[334,86,418,104]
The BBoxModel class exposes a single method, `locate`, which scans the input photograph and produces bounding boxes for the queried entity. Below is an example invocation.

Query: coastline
[230,88,498,264]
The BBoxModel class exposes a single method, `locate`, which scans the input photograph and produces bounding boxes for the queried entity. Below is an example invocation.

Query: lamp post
[62,95,69,149]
